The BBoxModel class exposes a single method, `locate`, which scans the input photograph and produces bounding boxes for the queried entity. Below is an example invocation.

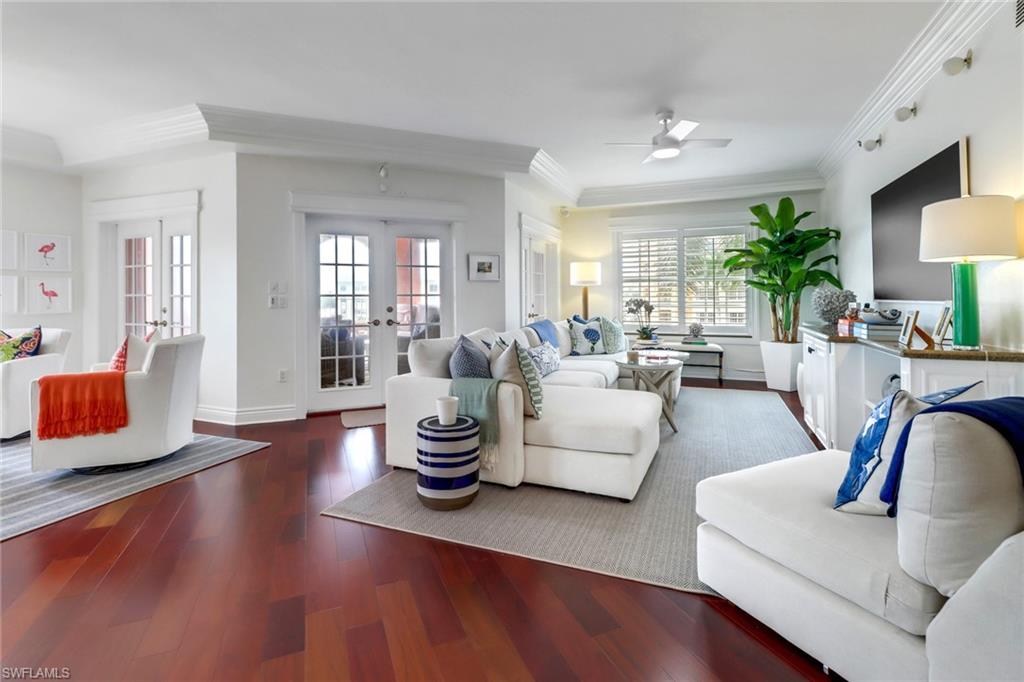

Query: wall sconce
[895,103,918,122]
[858,137,882,152]
[942,49,973,76]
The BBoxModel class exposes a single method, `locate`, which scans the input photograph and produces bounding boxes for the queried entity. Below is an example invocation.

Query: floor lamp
[569,262,602,320]
[919,195,1019,349]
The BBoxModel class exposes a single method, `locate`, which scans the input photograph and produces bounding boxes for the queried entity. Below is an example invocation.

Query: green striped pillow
[514,341,544,419]
[490,339,543,418]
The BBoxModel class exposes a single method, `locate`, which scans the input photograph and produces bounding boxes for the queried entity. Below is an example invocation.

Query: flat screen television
[871,141,965,301]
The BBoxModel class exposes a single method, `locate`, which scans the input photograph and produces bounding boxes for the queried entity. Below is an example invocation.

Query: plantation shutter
[619,235,679,325]
[683,232,748,328]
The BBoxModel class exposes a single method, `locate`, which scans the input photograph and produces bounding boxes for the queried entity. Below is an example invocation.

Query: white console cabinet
[799,326,1024,451]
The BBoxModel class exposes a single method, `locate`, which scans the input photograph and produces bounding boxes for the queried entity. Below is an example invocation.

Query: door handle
[371,319,381,326]
[386,319,396,326]
[146,320,168,327]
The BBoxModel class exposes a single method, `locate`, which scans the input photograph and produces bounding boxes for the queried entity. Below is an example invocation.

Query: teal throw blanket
[449,377,501,470]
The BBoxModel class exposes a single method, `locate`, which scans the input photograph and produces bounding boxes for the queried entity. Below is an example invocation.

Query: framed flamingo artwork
[24,233,71,272]
[25,275,72,315]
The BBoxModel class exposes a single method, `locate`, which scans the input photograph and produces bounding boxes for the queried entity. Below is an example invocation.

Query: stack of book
[850,321,902,341]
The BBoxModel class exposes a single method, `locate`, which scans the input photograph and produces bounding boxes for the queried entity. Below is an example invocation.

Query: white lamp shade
[569,261,602,286]
[920,195,1020,262]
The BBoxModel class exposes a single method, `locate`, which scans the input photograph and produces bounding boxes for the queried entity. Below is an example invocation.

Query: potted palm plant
[723,197,842,391]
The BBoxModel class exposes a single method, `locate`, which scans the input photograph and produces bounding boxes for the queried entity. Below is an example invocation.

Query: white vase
[760,341,803,392]
[436,396,459,426]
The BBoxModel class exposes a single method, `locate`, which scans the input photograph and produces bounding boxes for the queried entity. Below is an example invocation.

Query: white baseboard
[195,403,301,425]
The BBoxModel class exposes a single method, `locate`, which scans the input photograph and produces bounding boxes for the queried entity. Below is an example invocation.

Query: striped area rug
[0,434,268,540]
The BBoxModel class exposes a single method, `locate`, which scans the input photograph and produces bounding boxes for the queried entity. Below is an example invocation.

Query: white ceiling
[3,2,939,189]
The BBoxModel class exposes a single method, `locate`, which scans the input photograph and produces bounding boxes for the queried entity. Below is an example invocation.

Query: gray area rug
[0,434,269,540]
[323,387,816,594]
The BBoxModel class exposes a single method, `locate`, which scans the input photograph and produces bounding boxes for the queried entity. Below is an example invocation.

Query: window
[618,227,752,334]
[683,232,747,329]
[619,235,679,326]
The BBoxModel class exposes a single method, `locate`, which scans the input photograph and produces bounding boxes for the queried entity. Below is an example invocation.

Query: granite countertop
[798,324,1024,363]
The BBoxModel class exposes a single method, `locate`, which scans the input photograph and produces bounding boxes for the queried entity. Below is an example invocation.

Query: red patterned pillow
[0,326,43,362]
[109,333,155,372]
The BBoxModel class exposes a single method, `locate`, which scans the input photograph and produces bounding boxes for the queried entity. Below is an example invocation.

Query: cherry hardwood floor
[1,380,830,681]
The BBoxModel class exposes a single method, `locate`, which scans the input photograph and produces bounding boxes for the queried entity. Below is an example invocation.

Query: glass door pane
[119,233,156,339]
[167,234,194,337]
[319,233,372,390]
[395,236,442,375]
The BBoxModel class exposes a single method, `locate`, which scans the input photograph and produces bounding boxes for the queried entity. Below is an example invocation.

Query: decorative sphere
[812,286,857,326]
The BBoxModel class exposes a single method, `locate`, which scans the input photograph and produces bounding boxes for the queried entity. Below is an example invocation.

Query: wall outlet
[276,368,288,383]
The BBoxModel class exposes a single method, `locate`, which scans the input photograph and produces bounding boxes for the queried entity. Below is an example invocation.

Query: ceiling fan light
[651,146,680,159]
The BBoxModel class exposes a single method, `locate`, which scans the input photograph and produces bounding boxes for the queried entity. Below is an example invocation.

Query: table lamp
[919,195,1020,349]
[569,262,602,319]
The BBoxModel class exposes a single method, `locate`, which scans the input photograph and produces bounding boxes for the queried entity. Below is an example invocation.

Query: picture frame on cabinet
[25,275,72,315]
[898,309,919,347]
[24,233,71,272]
[0,275,19,314]
[932,302,953,343]
[1,231,17,270]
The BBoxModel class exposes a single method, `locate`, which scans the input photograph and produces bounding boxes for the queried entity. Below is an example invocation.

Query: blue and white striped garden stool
[415,415,480,510]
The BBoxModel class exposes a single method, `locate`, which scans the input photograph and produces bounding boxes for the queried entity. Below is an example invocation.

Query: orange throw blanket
[37,371,128,440]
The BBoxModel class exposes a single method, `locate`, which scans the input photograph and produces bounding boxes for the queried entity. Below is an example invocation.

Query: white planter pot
[760,341,803,392]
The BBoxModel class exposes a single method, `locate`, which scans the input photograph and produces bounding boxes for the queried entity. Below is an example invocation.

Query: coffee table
[615,355,686,432]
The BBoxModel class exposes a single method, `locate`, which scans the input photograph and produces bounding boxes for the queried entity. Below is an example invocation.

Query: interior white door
[116,217,197,340]
[522,235,558,325]
[308,218,451,412]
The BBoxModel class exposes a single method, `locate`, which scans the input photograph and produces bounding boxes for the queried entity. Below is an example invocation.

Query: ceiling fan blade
[641,152,658,164]
[667,118,700,141]
[605,142,653,147]
[679,138,732,149]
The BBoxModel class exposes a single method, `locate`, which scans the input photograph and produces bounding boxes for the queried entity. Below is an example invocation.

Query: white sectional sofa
[696,417,1024,681]
[385,320,670,500]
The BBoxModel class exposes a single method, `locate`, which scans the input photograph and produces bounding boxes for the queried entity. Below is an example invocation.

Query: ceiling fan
[605,109,732,163]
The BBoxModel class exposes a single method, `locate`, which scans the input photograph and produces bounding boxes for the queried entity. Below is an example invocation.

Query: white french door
[523,237,549,322]
[116,216,197,340]
[307,217,452,411]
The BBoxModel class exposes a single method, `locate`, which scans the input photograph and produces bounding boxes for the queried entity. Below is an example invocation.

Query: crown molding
[816,1,1004,179]
[2,127,64,170]
[576,169,825,209]
[58,102,546,180]
[527,150,580,204]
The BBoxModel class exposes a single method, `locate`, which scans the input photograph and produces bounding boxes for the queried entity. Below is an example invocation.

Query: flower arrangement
[624,297,658,340]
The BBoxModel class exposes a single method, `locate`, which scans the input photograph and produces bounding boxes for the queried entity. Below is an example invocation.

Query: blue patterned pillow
[834,381,982,514]
[449,335,491,378]
[567,318,605,355]
[526,342,560,377]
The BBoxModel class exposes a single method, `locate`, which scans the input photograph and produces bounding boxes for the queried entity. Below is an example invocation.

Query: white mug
[437,396,459,426]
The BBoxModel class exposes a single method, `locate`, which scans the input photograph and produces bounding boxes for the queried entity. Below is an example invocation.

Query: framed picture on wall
[0,275,19,314]
[24,233,71,272]
[25,275,72,315]
[1,231,17,270]
[468,253,501,282]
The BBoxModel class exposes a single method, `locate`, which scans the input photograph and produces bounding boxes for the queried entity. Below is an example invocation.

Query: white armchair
[30,335,205,471]
[1,328,71,438]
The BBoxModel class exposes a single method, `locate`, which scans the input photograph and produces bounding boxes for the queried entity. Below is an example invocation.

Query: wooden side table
[415,415,480,510]
[615,357,685,432]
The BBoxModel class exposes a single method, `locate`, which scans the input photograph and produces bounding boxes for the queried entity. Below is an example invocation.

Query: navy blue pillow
[449,335,491,379]
[834,381,981,514]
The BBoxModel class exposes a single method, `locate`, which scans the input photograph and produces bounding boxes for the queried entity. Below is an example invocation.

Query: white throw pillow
[407,337,457,378]
[897,412,1024,596]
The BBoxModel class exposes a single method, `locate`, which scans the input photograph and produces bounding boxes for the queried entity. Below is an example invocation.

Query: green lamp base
[951,262,981,350]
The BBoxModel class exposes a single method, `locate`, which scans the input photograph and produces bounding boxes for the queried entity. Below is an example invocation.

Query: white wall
[503,178,563,329]
[821,5,1024,349]
[1,164,84,369]
[559,191,825,381]
[80,153,239,414]
[234,154,515,417]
